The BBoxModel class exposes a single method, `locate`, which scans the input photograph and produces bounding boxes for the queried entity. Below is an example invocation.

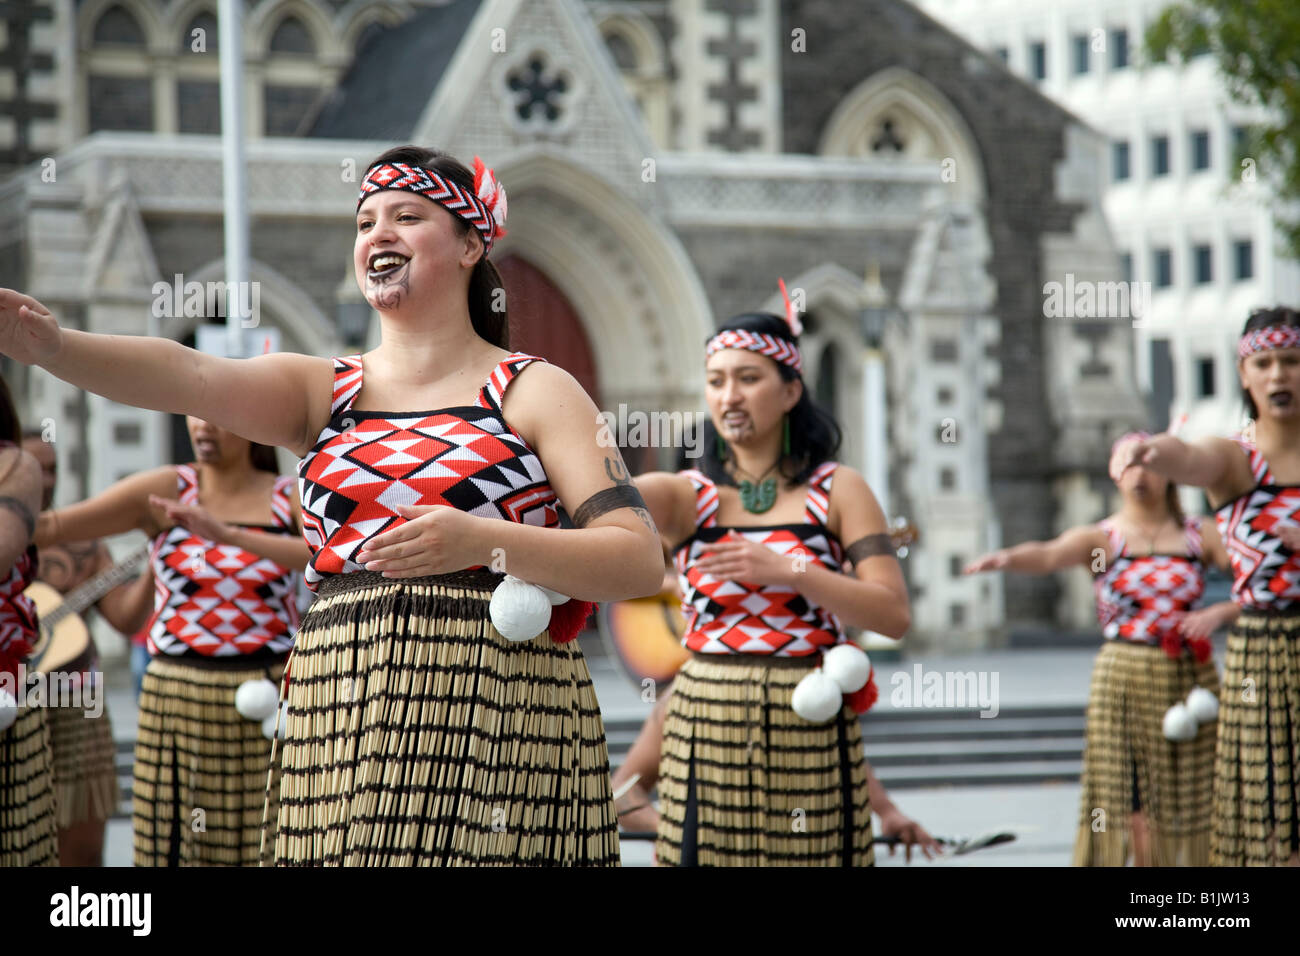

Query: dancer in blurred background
[34,417,307,866]
[966,432,1235,865]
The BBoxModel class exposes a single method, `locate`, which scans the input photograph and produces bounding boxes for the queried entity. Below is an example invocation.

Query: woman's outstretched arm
[964,524,1108,577]
[0,290,332,456]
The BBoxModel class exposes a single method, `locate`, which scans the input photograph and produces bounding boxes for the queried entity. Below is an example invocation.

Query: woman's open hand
[0,290,62,366]
[693,530,801,587]
[354,503,483,577]
[149,495,232,545]
[963,550,1009,575]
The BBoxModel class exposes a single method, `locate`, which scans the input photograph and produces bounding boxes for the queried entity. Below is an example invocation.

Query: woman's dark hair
[0,374,23,485]
[0,374,19,446]
[362,146,508,349]
[700,312,841,488]
[250,442,280,474]
[1239,306,1300,419]
[1164,483,1186,527]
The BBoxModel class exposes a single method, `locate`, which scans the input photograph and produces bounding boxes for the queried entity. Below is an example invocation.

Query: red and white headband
[357,158,508,253]
[1238,325,1300,359]
[704,278,804,374]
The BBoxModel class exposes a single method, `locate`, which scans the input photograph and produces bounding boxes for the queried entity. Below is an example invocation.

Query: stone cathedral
[0,0,1144,647]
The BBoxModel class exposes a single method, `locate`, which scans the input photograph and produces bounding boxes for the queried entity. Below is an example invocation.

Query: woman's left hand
[877,807,941,861]
[355,504,483,577]
[149,495,232,544]
[1178,604,1234,640]
[692,530,803,587]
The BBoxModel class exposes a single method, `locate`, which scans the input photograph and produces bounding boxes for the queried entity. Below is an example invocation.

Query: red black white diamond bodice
[297,353,562,589]
[147,465,300,658]
[0,440,39,677]
[1214,439,1300,610]
[673,463,846,656]
[1091,517,1205,643]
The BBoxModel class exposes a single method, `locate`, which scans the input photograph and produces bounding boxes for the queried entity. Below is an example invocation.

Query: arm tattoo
[577,457,657,534]
[847,533,894,565]
[572,485,651,529]
[0,496,36,539]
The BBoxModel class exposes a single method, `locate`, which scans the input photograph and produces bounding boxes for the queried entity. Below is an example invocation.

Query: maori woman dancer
[635,299,911,866]
[1114,306,1300,866]
[33,418,307,866]
[0,145,663,866]
[0,375,58,865]
[966,434,1234,865]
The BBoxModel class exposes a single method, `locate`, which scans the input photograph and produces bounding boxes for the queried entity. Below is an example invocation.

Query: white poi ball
[262,701,289,741]
[490,575,553,642]
[537,585,570,606]
[791,670,843,723]
[822,644,871,693]
[1186,686,1219,724]
[235,678,280,721]
[0,688,17,733]
[1162,702,1199,742]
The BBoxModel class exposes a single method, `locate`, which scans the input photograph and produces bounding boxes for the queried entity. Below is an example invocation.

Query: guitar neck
[48,545,151,624]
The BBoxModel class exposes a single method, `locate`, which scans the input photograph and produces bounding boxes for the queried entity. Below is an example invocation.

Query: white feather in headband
[473,156,508,241]
[778,277,803,337]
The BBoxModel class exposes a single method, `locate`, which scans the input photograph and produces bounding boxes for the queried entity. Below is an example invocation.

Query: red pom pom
[547,599,597,644]
[1186,636,1212,664]
[846,669,879,714]
[1160,631,1183,660]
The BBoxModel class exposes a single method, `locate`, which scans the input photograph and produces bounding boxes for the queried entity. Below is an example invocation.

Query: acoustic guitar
[598,518,919,691]
[24,544,151,676]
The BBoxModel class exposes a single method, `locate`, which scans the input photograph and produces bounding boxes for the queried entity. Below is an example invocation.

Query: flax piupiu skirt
[1072,640,1218,866]
[655,653,874,866]
[269,569,620,867]
[48,698,119,830]
[1212,609,1300,866]
[133,654,286,867]
[0,701,59,866]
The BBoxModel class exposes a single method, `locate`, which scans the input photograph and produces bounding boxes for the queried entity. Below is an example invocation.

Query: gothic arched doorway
[497,255,600,406]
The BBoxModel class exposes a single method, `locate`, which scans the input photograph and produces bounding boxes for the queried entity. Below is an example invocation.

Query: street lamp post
[218,0,249,358]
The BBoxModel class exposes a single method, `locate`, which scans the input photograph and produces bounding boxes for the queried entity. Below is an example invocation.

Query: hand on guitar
[149,495,232,545]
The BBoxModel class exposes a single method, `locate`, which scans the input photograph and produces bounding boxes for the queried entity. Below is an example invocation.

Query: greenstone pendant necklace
[734,463,780,514]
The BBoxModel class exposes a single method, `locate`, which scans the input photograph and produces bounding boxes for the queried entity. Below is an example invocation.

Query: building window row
[1135,239,1254,289]
[1012,26,1215,82]
[1111,127,1247,183]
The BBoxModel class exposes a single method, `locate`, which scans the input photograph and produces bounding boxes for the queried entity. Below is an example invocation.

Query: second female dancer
[1114,306,1300,866]
[34,418,308,865]
[635,302,910,866]
[0,145,664,866]
[966,433,1235,865]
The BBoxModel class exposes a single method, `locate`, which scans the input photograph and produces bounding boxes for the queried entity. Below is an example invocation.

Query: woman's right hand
[963,550,1009,575]
[0,290,62,366]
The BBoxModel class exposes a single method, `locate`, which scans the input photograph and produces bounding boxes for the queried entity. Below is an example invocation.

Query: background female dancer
[965,433,1235,866]
[21,428,154,866]
[1115,306,1300,866]
[635,308,910,866]
[34,417,308,866]
[0,145,663,866]
[0,375,59,865]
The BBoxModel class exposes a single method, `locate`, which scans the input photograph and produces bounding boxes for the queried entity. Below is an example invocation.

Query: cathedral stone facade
[0,0,1145,647]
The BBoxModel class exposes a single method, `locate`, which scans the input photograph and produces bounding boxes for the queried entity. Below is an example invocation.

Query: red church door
[496,255,600,406]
